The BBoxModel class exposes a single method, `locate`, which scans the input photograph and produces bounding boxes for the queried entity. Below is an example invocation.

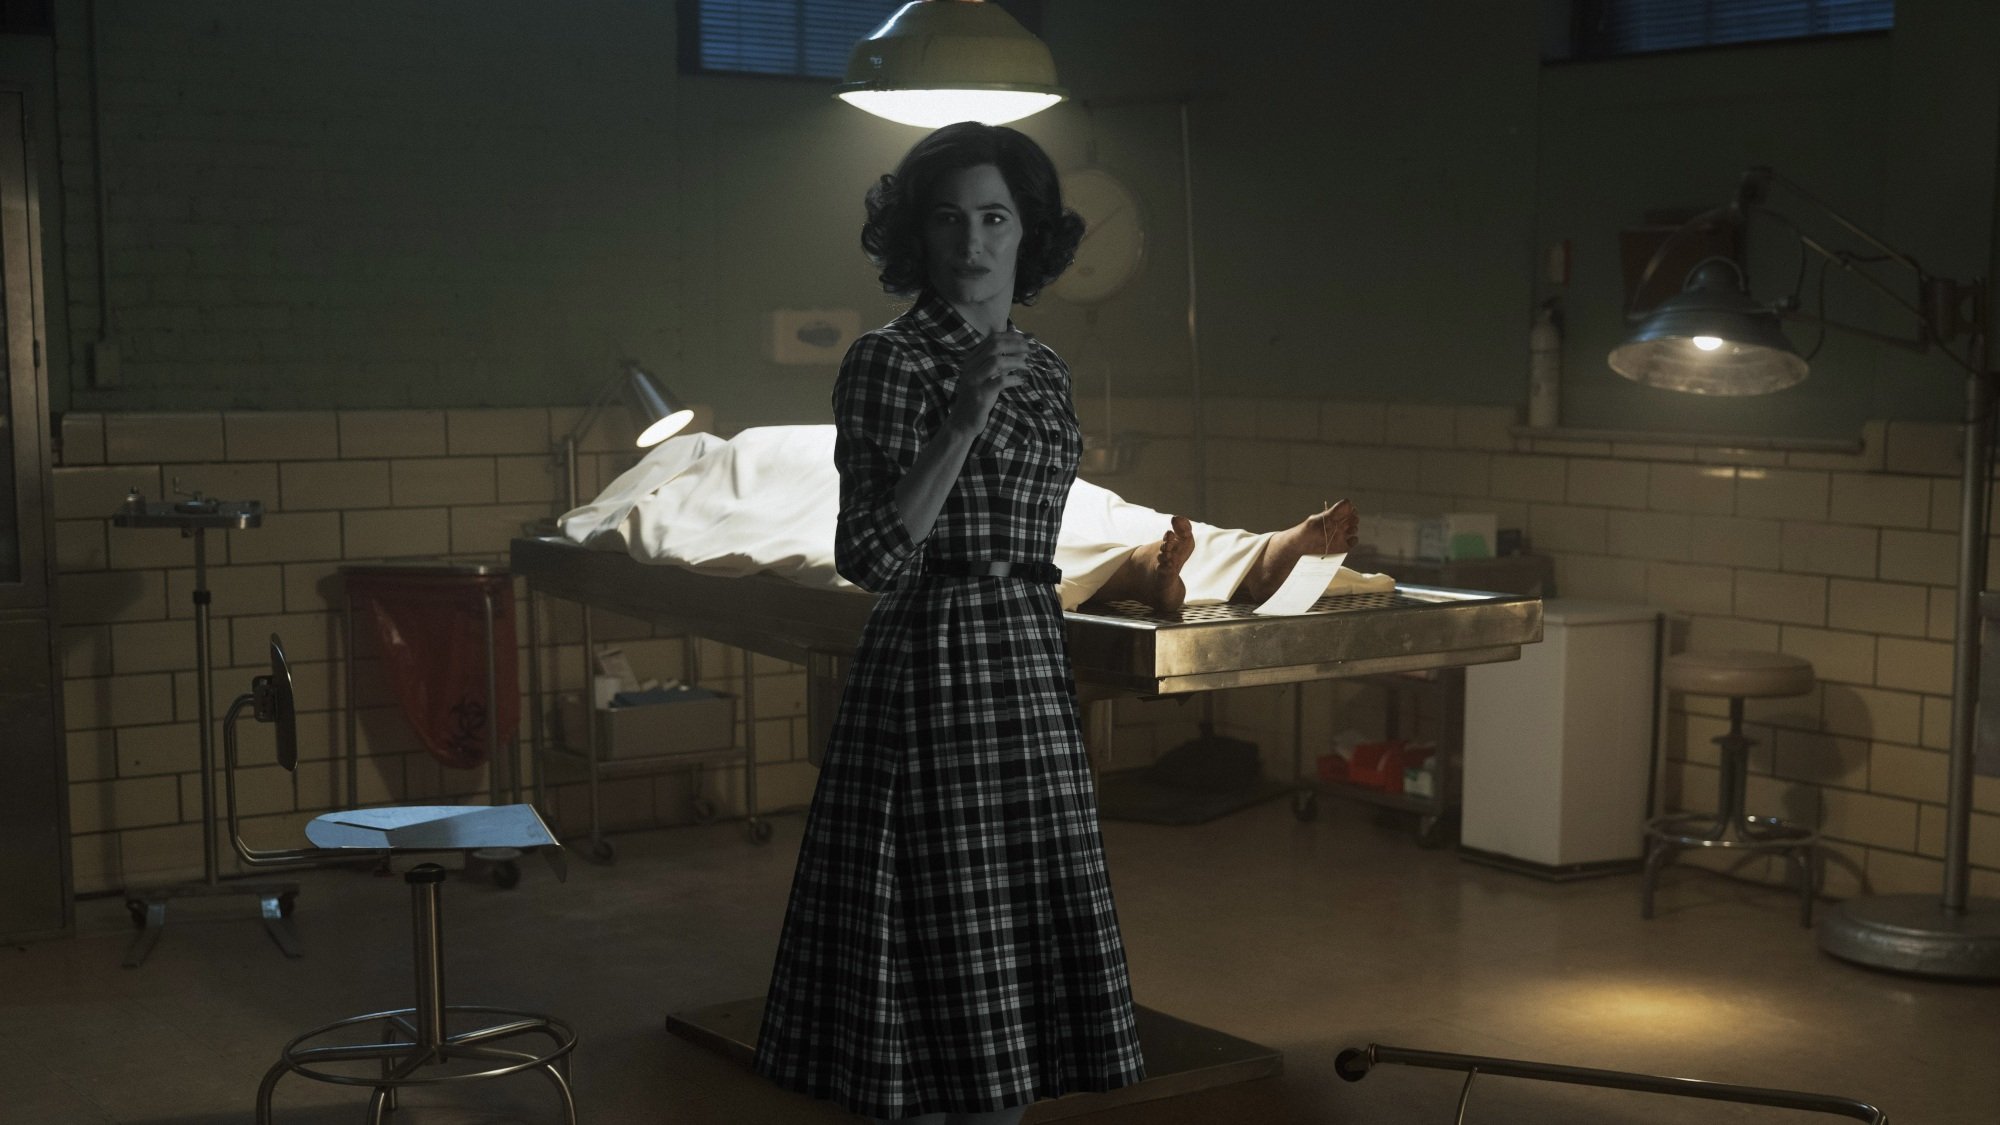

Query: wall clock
[1052,168,1144,304]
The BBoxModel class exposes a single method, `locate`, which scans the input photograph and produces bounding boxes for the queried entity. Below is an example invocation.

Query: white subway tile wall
[1172,396,1992,901]
[51,400,1999,905]
[55,405,776,895]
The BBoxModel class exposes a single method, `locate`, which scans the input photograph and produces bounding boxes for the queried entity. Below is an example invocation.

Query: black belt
[922,558,1062,585]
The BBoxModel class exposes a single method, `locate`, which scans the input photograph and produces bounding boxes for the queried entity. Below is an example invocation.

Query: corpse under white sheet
[559,425,1388,611]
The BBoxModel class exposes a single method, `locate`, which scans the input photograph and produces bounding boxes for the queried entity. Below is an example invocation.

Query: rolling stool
[219,635,577,1123]
[1643,650,1818,926]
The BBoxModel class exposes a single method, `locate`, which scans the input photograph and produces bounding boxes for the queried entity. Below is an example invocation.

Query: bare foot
[1143,515,1195,610]
[1237,501,1359,602]
[1086,515,1196,611]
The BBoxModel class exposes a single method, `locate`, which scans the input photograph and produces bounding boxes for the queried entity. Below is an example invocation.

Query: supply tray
[553,692,736,761]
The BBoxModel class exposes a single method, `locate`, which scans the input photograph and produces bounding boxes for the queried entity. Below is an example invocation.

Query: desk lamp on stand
[1611,166,2000,979]
[560,360,693,511]
[551,362,691,862]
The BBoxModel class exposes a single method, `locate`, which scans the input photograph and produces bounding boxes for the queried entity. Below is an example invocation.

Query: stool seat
[1664,650,1813,698]
[1646,649,1819,927]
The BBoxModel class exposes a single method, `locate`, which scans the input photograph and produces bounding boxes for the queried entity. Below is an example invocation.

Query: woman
[753,124,1147,1124]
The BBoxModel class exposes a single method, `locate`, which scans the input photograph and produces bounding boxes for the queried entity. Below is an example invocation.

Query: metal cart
[522,599,768,864]
[1289,660,1465,848]
[1289,554,1556,847]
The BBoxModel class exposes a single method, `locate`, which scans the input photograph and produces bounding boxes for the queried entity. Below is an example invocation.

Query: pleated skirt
[753,575,1146,1118]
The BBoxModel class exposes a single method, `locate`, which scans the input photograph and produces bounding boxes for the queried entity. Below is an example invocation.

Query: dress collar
[909,288,1010,355]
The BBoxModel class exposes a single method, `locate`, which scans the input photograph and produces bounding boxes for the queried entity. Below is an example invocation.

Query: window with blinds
[683,0,903,79]
[1560,0,1893,60]
[681,1,1043,80]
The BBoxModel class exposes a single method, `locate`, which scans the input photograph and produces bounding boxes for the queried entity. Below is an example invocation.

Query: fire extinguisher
[1529,297,1562,429]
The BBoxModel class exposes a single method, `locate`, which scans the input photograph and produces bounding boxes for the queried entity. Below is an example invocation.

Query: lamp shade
[1608,259,1808,396]
[837,0,1065,128]
[622,364,694,447]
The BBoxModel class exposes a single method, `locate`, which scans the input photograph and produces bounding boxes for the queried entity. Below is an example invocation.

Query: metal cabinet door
[0,84,69,942]
[0,85,43,609]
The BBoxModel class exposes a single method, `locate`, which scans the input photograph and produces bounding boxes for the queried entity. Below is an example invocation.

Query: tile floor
[3,797,1993,1124]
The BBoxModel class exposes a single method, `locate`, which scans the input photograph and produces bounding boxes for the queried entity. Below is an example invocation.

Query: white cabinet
[1461,600,1658,876]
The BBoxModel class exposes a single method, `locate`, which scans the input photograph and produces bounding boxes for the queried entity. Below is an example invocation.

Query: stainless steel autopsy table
[509,535,1543,1120]
[511,535,1541,693]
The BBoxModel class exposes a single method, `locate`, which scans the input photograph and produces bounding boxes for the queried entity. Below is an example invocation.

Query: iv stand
[115,489,301,968]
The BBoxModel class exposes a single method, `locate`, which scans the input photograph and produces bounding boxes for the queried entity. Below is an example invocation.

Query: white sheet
[560,425,1391,611]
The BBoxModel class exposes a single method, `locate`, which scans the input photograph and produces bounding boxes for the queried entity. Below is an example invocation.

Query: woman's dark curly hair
[861,122,1084,306]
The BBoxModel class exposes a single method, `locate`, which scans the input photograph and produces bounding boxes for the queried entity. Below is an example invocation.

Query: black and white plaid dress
[753,290,1147,1118]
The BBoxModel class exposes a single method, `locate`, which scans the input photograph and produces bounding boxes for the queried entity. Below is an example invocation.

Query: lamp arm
[1749,206,1944,352]
[1769,229,1985,377]
[1743,166,1926,276]
[560,364,628,451]
[1776,306,1936,357]
[1740,167,1986,374]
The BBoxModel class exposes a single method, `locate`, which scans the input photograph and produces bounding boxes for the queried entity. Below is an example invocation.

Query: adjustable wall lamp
[1611,166,1998,979]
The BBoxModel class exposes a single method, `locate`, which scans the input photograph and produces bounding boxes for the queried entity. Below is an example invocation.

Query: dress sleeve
[832,332,931,592]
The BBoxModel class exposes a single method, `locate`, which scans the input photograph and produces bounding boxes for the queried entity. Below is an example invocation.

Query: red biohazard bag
[345,569,519,770]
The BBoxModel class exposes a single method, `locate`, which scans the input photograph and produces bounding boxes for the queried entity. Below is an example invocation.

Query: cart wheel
[692,794,718,824]
[278,892,298,917]
[491,860,522,889]
[747,818,773,845]
[126,899,148,929]
[1416,815,1453,849]
[589,838,617,865]
[1292,790,1319,822]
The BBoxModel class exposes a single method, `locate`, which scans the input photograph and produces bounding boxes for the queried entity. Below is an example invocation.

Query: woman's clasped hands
[948,327,1030,435]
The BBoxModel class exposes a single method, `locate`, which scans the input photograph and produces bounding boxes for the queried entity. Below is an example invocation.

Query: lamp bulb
[1691,335,1724,352]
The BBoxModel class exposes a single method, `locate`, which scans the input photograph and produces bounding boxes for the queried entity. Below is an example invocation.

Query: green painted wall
[16,1,1999,440]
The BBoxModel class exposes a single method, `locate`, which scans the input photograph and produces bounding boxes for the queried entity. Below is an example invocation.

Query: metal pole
[192,527,217,886]
[1337,1042,1884,1122]
[583,607,602,853]
[483,586,502,805]
[525,590,546,808]
[409,866,447,1049]
[1720,697,1747,824]
[1817,114,2000,974]
[741,648,759,835]
[1944,346,1992,912]
[564,435,581,513]
[345,597,359,807]
[1291,682,1303,790]
[1179,99,1206,519]
[563,431,607,851]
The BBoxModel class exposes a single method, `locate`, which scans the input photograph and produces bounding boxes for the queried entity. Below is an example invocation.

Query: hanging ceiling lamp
[837,0,1066,128]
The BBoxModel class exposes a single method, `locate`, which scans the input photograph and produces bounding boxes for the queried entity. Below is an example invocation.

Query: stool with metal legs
[224,636,577,1124]
[1642,650,1819,926]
